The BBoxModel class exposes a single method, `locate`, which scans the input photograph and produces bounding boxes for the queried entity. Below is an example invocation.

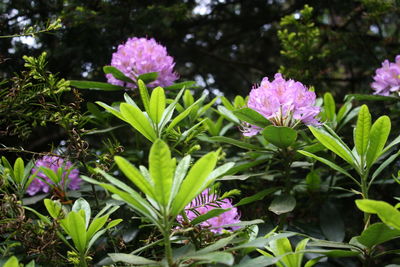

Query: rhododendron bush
[2,3,400,267]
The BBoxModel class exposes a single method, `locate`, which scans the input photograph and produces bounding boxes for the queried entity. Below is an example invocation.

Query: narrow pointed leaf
[120,103,157,141]
[13,157,24,184]
[70,80,125,91]
[149,140,174,207]
[366,116,391,167]
[137,79,151,113]
[138,72,158,84]
[149,87,166,124]
[233,108,271,128]
[103,66,135,83]
[355,105,371,157]
[96,101,125,121]
[171,152,218,216]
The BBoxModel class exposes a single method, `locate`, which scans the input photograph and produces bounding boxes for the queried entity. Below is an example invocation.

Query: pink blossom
[27,156,81,196]
[177,189,241,234]
[106,37,179,88]
[371,55,400,96]
[243,73,320,136]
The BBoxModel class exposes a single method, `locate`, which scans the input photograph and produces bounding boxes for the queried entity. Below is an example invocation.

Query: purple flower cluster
[106,37,179,88]
[243,73,320,136]
[27,156,81,196]
[177,189,241,234]
[371,55,400,96]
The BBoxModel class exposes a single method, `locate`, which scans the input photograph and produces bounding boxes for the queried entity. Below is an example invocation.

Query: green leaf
[164,81,196,91]
[87,215,108,242]
[70,80,125,91]
[120,103,157,141]
[107,218,122,229]
[149,87,166,124]
[137,79,151,114]
[3,256,19,267]
[171,152,218,216]
[149,139,174,208]
[218,219,264,229]
[306,170,321,191]
[355,105,371,157]
[323,92,336,121]
[357,223,400,248]
[366,116,391,167]
[320,202,345,242]
[371,150,400,183]
[96,101,125,121]
[345,94,398,102]
[62,211,87,253]
[233,108,271,128]
[210,136,262,150]
[182,252,234,266]
[262,126,297,148]
[13,157,24,184]
[72,198,91,229]
[169,155,191,207]
[235,188,278,207]
[356,199,400,230]
[138,72,158,84]
[190,208,231,225]
[309,125,357,167]
[103,65,135,83]
[109,253,159,265]
[183,89,195,108]
[44,198,62,219]
[269,195,296,215]
[114,156,155,199]
[217,105,240,124]
[298,150,359,186]
[303,249,359,257]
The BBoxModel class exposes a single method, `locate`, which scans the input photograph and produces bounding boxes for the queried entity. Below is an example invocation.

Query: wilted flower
[371,55,400,96]
[27,156,81,196]
[177,189,241,234]
[243,73,320,136]
[106,37,179,88]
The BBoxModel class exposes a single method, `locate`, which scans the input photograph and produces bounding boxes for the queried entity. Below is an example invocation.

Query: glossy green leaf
[120,103,157,141]
[210,136,262,151]
[13,157,24,184]
[355,105,371,157]
[149,87,166,124]
[182,252,234,266]
[235,188,278,207]
[3,256,19,267]
[96,101,125,121]
[114,156,155,199]
[62,211,87,253]
[262,126,297,148]
[149,139,174,208]
[323,92,336,121]
[169,155,191,207]
[191,208,231,225]
[366,116,391,167]
[309,126,356,167]
[87,215,108,241]
[356,199,400,230]
[217,105,240,124]
[346,94,398,101]
[164,81,196,91]
[137,79,151,114]
[138,72,158,84]
[103,65,135,83]
[72,198,91,229]
[44,198,63,219]
[233,108,271,128]
[171,152,218,216]
[357,223,400,248]
[70,80,125,91]
[109,253,159,265]
[269,195,296,215]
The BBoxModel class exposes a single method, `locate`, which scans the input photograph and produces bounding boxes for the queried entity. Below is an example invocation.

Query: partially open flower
[243,73,320,136]
[177,189,241,234]
[371,55,400,96]
[106,37,179,88]
[27,156,81,196]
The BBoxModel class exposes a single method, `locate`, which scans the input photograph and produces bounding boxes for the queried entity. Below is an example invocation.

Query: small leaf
[233,108,271,128]
[44,199,62,219]
[235,188,278,207]
[210,136,262,150]
[366,116,391,167]
[138,72,158,84]
[137,80,151,114]
[70,80,125,91]
[149,87,166,124]
[323,92,336,121]
[190,208,231,225]
[269,195,296,215]
[120,103,157,141]
[109,253,158,265]
[103,66,135,83]
[164,81,196,90]
[262,126,297,148]
[355,105,371,157]
[72,198,92,229]
[13,157,24,184]
[357,223,400,248]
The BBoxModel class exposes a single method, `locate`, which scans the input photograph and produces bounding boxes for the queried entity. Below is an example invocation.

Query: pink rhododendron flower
[27,156,81,196]
[177,189,241,234]
[371,55,400,96]
[243,73,320,136]
[106,37,179,88]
